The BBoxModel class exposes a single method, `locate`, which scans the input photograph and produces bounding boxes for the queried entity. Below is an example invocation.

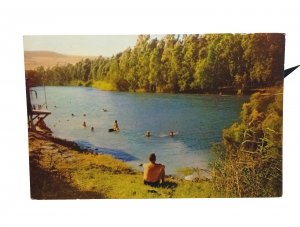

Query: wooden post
[26,78,34,130]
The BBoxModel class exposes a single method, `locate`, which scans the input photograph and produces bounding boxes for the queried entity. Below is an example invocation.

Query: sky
[23,35,162,57]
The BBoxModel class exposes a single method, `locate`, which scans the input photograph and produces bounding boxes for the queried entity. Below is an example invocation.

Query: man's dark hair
[149,153,156,163]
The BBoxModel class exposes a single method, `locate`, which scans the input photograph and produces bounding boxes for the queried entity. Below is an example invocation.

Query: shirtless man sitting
[143,153,165,187]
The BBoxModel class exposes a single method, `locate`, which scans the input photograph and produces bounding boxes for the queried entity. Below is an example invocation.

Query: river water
[31,86,248,174]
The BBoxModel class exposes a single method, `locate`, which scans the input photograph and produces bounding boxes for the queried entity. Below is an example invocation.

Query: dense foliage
[210,85,283,197]
[25,33,284,94]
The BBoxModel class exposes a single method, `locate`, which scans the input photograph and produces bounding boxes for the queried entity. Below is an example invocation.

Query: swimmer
[83,121,87,127]
[145,131,151,137]
[91,126,94,132]
[83,113,86,117]
[169,131,175,137]
[71,113,75,117]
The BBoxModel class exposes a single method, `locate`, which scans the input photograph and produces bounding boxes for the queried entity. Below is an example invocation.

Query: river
[31,86,248,174]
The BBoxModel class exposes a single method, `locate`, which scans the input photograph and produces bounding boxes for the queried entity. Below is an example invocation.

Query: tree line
[25,33,285,93]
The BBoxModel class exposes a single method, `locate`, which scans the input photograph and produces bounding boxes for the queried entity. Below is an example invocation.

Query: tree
[243,33,285,87]
[135,35,151,91]
[161,34,177,92]
[27,33,285,93]
[179,35,200,92]
[149,43,163,92]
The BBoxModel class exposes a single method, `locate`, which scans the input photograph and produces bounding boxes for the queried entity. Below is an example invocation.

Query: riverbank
[28,130,218,199]
[78,79,266,95]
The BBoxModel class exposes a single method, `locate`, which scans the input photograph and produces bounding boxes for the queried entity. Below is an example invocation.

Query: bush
[211,86,283,197]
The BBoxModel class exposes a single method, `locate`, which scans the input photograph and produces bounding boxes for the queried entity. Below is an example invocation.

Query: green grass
[92,80,117,91]
[29,132,221,199]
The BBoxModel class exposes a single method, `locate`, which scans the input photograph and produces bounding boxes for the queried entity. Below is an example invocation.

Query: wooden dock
[29,109,51,131]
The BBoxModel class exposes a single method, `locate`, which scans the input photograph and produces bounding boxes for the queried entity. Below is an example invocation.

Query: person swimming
[83,121,87,127]
[91,126,94,132]
[169,131,175,137]
[145,131,151,137]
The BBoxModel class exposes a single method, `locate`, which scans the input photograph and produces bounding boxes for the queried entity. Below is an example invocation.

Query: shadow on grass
[146,181,178,189]
[146,181,178,197]
[30,158,104,199]
[160,181,178,189]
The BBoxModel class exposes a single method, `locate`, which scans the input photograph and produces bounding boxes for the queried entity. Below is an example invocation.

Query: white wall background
[0,1,299,226]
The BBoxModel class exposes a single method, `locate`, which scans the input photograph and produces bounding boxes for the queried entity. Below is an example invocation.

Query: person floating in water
[145,131,151,137]
[91,126,94,132]
[143,153,165,187]
[113,120,120,132]
[169,131,175,137]
[71,113,75,117]
[83,121,87,127]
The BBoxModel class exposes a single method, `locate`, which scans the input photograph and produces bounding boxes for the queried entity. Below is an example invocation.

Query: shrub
[211,86,283,197]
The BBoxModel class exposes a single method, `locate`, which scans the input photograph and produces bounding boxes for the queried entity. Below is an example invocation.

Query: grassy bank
[92,80,117,91]
[29,131,218,199]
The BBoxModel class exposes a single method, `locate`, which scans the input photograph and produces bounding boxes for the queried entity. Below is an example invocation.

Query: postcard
[24,34,284,199]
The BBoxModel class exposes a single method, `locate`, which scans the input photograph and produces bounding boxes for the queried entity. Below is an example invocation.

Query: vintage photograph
[24,34,284,199]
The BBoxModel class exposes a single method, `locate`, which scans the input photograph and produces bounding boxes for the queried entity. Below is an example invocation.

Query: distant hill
[24,51,96,70]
